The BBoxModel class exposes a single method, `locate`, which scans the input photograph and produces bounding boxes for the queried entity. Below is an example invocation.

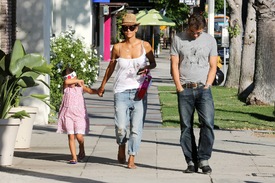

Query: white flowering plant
[50,29,100,112]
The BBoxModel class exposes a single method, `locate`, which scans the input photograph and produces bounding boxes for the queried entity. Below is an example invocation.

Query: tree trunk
[247,0,275,105]
[238,0,256,99]
[0,0,17,54]
[225,0,243,88]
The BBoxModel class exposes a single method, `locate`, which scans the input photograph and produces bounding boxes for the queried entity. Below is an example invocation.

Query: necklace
[124,40,140,53]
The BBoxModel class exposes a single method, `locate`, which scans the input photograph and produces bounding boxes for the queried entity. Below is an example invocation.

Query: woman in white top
[98,13,156,169]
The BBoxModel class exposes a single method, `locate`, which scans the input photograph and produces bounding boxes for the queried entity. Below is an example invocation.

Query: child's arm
[64,78,84,86]
[83,86,98,94]
[77,80,97,94]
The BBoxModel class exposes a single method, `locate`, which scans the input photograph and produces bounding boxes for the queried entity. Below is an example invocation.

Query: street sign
[221,27,229,48]
[179,0,196,6]
[103,5,109,15]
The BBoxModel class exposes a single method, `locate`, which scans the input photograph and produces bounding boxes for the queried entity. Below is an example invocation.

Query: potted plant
[10,106,38,149]
[0,40,53,165]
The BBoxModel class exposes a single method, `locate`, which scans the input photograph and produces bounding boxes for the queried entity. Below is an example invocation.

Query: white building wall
[51,0,92,47]
[15,0,93,125]
[16,0,51,125]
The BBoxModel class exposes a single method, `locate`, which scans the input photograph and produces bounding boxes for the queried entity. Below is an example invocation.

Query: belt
[182,82,204,89]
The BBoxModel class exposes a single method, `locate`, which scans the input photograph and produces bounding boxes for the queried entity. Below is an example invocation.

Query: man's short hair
[188,13,206,30]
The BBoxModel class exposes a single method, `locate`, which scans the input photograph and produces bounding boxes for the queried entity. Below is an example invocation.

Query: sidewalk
[1,49,275,183]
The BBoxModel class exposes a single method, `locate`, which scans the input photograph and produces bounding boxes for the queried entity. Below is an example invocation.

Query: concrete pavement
[0,49,275,183]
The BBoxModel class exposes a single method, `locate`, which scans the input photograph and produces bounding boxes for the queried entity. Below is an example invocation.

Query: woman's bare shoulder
[113,42,121,50]
[141,40,152,51]
[141,40,150,47]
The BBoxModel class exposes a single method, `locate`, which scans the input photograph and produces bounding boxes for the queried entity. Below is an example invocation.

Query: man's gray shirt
[170,31,218,85]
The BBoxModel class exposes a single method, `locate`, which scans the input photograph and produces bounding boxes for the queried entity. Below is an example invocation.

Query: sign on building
[179,0,196,6]
[103,5,109,15]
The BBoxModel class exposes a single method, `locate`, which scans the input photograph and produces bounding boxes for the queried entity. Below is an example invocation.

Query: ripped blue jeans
[114,89,147,155]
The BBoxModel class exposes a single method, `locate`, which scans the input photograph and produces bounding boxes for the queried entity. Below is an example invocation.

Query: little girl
[57,67,97,164]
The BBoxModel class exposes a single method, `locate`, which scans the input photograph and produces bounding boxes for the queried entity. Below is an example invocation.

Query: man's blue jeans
[114,89,147,156]
[177,87,215,165]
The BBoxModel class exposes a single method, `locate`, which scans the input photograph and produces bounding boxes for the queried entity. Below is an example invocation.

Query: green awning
[136,9,176,26]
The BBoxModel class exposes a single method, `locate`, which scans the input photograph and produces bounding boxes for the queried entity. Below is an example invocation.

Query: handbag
[137,72,152,99]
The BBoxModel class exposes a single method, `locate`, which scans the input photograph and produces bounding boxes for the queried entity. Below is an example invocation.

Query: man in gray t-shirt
[170,13,218,174]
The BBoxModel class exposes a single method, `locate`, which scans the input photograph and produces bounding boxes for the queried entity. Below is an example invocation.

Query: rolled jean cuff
[128,152,137,156]
[199,160,209,167]
[188,161,195,166]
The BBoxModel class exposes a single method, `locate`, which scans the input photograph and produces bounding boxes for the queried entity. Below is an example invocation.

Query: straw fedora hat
[121,13,140,26]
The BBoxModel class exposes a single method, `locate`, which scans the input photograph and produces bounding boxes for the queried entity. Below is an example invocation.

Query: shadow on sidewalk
[0,166,104,183]
[89,155,183,172]
[13,151,183,173]
[33,125,57,132]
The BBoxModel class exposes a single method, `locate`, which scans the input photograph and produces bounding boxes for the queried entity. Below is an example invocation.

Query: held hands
[97,86,105,97]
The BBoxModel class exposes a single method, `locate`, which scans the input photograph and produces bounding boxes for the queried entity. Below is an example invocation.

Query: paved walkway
[1,49,275,183]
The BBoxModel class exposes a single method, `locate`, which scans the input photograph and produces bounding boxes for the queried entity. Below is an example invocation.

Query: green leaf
[36,79,50,89]
[32,63,53,75]
[17,75,37,88]
[0,50,6,71]
[9,110,30,120]
[10,40,26,65]
[45,102,56,111]
[30,94,49,100]
[10,53,46,77]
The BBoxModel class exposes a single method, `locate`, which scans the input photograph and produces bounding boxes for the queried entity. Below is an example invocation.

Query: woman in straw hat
[98,13,156,169]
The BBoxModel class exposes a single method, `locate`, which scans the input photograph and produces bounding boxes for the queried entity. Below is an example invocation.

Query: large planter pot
[0,118,21,166]
[9,106,38,149]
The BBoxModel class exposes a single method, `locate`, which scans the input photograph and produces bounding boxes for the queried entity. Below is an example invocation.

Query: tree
[155,0,229,31]
[0,0,17,54]
[215,0,230,14]
[155,0,190,31]
[225,0,243,88]
[247,0,275,105]
[238,0,256,99]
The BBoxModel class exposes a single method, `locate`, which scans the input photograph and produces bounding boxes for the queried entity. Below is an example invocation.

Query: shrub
[50,28,100,112]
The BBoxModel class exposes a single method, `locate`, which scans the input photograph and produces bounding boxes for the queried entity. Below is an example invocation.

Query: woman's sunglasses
[122,25,137,32]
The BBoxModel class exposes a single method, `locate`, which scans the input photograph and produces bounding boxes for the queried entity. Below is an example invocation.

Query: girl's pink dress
[57,86,89,134]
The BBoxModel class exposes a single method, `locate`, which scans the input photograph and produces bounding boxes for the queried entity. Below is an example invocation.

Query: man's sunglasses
[122,25,137,32]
